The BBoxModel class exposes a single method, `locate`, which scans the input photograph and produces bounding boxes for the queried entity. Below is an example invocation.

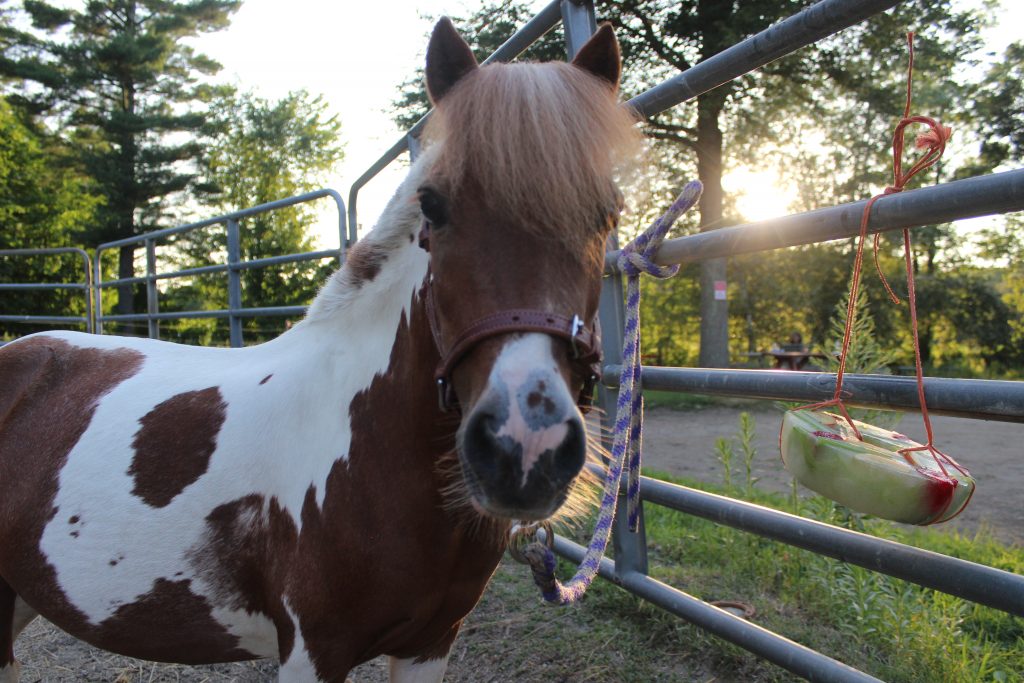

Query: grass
[478,411,1024,683]
[636,471,1024,682]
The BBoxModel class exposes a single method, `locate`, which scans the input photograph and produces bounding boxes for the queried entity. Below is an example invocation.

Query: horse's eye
[418,188,448,226]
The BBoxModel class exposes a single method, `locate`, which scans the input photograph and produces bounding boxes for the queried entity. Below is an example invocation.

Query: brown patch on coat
[344,239,389,285]
[128,387,227,508]
[0,336,143,647]
[188,494,298,661]
[259,374,273,385]
[88,578,254,663]
[184,288,507,679]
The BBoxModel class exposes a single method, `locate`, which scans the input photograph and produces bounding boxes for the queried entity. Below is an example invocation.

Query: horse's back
[0,332,146,503]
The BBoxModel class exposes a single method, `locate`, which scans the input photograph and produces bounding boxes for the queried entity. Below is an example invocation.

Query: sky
[189,0,551,246]
[186,0,1022,248]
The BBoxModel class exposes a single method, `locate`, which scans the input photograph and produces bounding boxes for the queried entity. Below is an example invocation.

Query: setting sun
[723,166,798,223]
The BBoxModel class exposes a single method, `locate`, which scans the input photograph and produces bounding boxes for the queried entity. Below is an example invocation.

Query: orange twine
[795,32,970,493]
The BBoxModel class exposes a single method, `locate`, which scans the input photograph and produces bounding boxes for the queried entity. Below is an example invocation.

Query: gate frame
[0,248,94,340]
[93,189,348,347]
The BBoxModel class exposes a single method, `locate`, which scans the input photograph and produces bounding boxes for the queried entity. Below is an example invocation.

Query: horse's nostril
[555,417,586,480]
[466,410,496,446]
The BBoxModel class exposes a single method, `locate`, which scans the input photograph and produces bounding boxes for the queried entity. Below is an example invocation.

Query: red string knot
[915,125,952,150]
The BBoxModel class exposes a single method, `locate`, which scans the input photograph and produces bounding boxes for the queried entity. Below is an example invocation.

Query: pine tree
[3,0,239,320]
[824,279,899,377]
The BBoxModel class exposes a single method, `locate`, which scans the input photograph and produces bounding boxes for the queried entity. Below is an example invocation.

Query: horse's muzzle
[458,383,586,521]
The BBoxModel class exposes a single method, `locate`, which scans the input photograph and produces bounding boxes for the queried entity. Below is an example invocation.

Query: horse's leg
[387,655,449,683]
[1,579,36,683]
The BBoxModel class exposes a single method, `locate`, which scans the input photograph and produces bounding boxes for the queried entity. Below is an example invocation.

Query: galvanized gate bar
[606,168,1024,271]
[95,189,347,253]
[0,248,94,333]
[604,366,1024,423]
[226,218,243,347]
[627,0,902,118]
[0,314,90,324]
[100,306,308,322]
[145,239,159,339]
[621,473,1024,618]
[97,250,341,289]
[94,190,345,338]
[549,533,883,683]
[0,283,89,290]
[346,0,564,234]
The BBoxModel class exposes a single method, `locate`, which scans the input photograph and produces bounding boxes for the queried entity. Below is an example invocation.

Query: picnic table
[763,347,827,370]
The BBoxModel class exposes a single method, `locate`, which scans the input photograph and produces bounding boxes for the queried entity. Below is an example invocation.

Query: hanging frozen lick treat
[780,411,973,525]
[779,33,975,526]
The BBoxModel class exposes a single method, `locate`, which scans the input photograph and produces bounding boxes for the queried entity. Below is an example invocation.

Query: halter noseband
[419,221,602,413]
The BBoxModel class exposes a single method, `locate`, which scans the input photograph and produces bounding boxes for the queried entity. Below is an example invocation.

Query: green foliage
[0,98,100,338]
[161,90,344,344]
[2,0,240,315]
[0,99,98,248]
[712,411,759,494]
[985,216,1024,372]
[824,277,900,375]
[714,436,733,488]
[974,41,1024,166]
[913,269,1018,370]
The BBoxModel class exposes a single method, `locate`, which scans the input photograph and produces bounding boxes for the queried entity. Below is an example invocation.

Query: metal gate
[347,2,1024,681]
[93,189,349,347]
[0,248,94,345]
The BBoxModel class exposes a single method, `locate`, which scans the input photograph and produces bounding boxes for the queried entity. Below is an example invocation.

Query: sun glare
[723,167,798,223]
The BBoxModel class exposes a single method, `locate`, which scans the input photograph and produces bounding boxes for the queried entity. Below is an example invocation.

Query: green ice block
[780,410,974,525]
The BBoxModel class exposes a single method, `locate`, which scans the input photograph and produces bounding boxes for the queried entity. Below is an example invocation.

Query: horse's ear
[426,17,479,104]
[571,23,621,91]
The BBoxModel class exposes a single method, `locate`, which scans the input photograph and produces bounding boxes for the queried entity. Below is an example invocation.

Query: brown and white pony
[0,19,639,683]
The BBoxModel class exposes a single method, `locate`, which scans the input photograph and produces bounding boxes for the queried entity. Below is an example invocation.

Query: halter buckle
[569,314,584,359]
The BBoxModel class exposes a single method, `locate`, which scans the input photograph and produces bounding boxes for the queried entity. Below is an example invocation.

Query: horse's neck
[286,149,444,446]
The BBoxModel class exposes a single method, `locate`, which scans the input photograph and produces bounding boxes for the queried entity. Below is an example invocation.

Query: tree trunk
[115,6,139,328]
[696,90,730,368]
[695,0,732,368]
[116,245,135,321]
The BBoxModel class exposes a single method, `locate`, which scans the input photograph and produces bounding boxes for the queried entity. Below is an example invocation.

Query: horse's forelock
[423,61,642,252]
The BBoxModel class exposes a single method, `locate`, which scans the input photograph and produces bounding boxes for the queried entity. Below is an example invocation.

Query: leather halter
[418,221,602,413]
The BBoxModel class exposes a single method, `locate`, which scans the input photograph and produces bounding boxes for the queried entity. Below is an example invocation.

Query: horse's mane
[423,60,642,253]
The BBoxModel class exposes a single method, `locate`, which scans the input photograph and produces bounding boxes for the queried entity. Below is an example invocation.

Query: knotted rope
[514,181,703,605]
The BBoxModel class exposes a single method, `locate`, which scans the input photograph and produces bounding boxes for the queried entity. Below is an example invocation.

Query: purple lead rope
[519,181,703,605]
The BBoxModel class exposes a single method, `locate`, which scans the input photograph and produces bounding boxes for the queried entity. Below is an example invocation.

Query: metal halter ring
[569,314,584,358]
[507,521,554,565]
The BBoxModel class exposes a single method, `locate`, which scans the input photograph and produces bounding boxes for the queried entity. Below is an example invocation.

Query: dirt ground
[11,403,1022,681]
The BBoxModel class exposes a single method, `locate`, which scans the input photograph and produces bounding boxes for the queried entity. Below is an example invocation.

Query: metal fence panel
[93,190,345,345]
[0,248,93,335]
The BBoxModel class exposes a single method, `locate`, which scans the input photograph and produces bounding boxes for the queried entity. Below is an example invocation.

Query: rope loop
[511,181,703,605]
